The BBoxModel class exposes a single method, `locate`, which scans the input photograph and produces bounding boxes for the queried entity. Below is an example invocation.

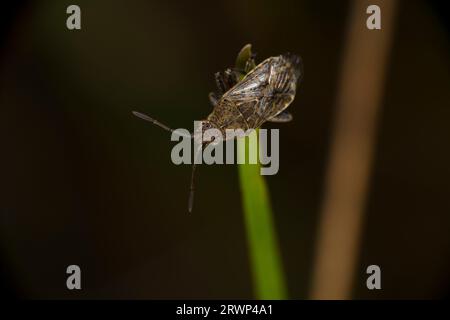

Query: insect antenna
[133,110,204,212]
[132,111,192,139]
[188,163,197,213]
[188,144,203,213]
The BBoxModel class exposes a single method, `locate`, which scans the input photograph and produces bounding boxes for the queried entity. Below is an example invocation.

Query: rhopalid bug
[133,44,303,212]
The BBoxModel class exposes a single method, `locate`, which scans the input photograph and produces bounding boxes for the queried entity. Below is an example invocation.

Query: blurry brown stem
[310,0,398,299]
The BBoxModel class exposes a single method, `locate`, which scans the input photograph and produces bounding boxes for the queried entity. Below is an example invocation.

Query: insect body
[133,45,303,212]
[207,52,302,133]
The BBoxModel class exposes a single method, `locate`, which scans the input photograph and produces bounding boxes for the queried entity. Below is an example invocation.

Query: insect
[133,44,303,212]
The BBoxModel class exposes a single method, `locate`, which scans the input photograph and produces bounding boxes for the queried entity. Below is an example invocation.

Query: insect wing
[223,59,272,100]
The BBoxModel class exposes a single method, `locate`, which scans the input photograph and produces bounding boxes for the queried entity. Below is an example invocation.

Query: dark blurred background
[0,0,449,299]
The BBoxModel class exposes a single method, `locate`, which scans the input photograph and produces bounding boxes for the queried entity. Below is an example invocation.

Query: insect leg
[224,68,238,88]
[208,92,219,107]
[268,110,293,123]
[244,54,257,73]
[214,72,228,95]
[215,69,239,95]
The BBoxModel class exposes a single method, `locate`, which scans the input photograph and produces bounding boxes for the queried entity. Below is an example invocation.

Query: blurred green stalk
[237,131,287,299]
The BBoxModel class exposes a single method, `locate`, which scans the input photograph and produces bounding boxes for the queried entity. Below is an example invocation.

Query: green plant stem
[237,130,287,299]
